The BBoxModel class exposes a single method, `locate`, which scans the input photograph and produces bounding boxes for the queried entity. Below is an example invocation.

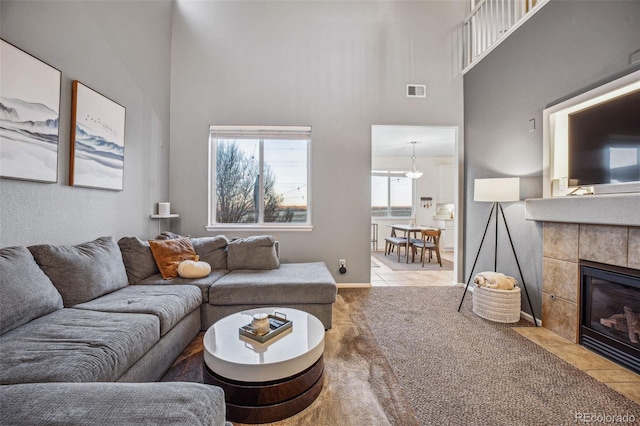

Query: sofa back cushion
[190,236,229,270]
[0,246,64,335]
[118,237,160,284]
[28,236,129,307]
[227,235,280,270]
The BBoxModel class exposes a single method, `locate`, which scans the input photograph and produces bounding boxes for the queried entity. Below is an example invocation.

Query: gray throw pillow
[0,246,64,335]
[227,235,280,270]
[155,231,183,240]
[29,236,129,307]
[191,236,228,270]
[117,237,160,284]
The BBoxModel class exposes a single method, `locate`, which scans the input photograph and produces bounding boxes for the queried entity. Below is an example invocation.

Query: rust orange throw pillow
[148,238,197,279]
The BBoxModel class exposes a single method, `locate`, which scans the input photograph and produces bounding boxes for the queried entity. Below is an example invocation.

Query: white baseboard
[520,310,542,327]
[337,283,372,289]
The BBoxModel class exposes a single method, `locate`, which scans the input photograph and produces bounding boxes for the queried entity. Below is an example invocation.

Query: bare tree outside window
[215,141,283,223]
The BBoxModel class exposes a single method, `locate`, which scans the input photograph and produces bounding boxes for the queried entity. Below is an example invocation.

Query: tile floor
[514,327,640,404]
[370,250,454,287]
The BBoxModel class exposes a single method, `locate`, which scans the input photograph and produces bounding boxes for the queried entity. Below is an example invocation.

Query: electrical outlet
[339,259,346,268]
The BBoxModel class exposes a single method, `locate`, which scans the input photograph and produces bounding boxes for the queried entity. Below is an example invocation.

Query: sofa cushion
[210,262,337,305]
[137,271,230,303]
[156,232,229,270]
[28,237,129,307]
[227,235,279,270]
[149,238,197,279]
[73,285,202,336]
[118,236,160,284]
[0,246,64,335]
[0,382,228,426]
[0,308,159,384]
[191,236,228,270]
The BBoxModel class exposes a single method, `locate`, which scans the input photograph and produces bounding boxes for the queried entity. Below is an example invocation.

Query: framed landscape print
[0,39,62,183]
[70,81,126,191]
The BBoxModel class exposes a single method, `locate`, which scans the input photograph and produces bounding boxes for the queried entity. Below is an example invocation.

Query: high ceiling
[372,125,456,158]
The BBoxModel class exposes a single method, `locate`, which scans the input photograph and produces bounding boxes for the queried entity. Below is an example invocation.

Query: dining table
[387,224,438,263]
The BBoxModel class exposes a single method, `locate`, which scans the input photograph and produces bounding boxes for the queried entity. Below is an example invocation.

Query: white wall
[0,1,173,246]
[169,0,465,283]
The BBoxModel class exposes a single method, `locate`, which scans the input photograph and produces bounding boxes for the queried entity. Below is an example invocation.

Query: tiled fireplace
[542,223,640,370]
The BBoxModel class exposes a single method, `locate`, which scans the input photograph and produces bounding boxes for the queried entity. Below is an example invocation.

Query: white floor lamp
[457,177,538,326]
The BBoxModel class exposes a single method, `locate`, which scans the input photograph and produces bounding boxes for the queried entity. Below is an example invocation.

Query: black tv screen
[568,88,640,186]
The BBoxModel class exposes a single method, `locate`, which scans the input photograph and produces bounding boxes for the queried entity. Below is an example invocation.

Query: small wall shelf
[150,214,179,219]
[150,214,179,234]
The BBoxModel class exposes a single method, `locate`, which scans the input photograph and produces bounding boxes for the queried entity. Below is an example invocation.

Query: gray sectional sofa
[119,232,337,329]
[0,234,337,425]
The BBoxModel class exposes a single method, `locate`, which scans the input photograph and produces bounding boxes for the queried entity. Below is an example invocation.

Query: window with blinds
[208,126,311,228]
[371,171,413,218]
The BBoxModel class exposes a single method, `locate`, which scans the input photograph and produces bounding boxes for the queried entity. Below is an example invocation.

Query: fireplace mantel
[525,193,640,226]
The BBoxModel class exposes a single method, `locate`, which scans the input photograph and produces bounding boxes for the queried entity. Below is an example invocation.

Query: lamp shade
[474,177,520,202]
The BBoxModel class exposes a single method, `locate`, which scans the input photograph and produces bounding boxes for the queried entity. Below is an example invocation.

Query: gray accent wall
[169,1,465,283]
[0,1,173,247]
[463,0,640,317]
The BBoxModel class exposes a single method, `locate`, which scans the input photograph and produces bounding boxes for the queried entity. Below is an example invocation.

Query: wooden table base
[204,356,324,424]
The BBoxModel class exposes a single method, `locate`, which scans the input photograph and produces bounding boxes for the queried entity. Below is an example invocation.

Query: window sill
[206,224,313,232]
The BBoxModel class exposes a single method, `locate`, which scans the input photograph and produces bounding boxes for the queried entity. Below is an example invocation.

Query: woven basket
[472,285,521,323]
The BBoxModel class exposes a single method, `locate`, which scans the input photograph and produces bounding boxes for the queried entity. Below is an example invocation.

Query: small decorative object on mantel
[240,312,292,343]
[472,272,521,323]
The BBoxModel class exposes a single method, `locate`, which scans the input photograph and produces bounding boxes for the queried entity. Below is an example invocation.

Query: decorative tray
[239,312,292,343]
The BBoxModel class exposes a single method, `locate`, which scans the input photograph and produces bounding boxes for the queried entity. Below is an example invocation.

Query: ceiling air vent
[406,84,426,98]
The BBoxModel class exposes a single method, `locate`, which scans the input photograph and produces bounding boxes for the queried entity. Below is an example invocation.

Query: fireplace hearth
[580,261,640,374]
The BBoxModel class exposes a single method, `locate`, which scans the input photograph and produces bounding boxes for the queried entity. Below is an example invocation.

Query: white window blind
[209,125,311,141]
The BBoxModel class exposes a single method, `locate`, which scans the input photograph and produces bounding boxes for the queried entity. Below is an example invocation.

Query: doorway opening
[370,124,462,287]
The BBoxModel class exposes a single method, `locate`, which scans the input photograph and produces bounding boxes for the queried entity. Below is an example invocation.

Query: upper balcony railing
[462,0,550,74]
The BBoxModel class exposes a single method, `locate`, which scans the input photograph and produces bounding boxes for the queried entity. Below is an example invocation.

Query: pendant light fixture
[405,141,423,179]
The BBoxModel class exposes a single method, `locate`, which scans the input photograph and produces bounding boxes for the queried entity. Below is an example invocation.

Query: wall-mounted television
[568,89,640,191]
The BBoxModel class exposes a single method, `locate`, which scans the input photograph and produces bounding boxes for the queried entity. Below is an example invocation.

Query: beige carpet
[348,287,640,425]
[162,288,640,425]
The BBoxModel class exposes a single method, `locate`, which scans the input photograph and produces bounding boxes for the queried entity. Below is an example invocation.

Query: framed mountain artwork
[0,39,62,183]
[70,81,126,191]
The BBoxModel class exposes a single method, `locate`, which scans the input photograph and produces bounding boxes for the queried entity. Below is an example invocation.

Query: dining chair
[411,229,442,267]
[384,236,409,262]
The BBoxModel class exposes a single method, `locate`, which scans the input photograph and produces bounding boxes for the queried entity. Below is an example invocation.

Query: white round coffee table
[202,308,325,424]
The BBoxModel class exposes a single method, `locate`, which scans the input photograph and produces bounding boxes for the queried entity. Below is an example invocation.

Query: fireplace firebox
[580,261,640,374]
